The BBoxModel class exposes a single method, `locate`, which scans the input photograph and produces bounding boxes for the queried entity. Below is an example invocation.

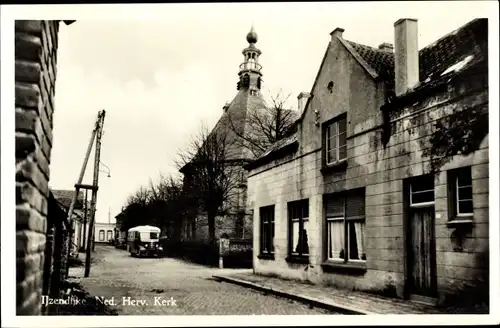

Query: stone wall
[248,36,488,304]
[15,20,60,315]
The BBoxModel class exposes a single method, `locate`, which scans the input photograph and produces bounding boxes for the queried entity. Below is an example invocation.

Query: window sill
[285,255,310,264]
[257,253,275,260]
[447,217,474,227]
[321,159,348,174]
[321,261,367,274]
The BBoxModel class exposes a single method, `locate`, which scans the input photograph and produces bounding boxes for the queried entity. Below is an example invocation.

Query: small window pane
[348,220,366,261]
[302,201,309,218]
[339,145,347,160]
[328,149,337,163]
[457,168,472,186]
[270,221,275,253]
[262,223,269,252]
[291,221,300,255]
[327,220,344,260]
[458,200,473,214]
[458,186,473,201]
[412,191,435,204]
[338,118,347,133]
[331,122,338,137]
[411,176,434,193]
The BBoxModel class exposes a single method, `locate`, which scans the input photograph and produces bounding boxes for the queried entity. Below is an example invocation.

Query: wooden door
[407,177,437,301]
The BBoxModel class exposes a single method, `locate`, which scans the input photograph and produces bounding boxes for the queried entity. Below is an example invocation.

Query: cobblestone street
[69,246,339,315]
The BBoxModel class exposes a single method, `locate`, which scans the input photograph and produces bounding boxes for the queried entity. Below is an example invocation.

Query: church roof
[212,88,268,160]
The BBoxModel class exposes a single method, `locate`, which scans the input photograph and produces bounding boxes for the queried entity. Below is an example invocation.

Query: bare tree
[177,124,240,241]
[227,90,298,158]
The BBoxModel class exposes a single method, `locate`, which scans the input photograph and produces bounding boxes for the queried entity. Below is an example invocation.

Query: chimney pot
[297,92,311,114]
[330,27,345,41]
[378,42,394,52]
[394,18,419,96]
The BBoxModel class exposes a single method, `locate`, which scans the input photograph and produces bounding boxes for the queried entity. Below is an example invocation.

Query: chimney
[378,42,394,52]
[330,27,345,41]
[394,18,419,96]
[223,102,230,113]
[297,92,311,114]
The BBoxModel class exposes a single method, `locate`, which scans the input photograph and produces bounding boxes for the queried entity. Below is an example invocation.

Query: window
[325,116,347,165]
[448,167,473,217]
[288,199,309,258]
[410,175,435,207]
[99,230,105,241]
[325,189,366,262]
[260,206,275,256]
[150,232,159,239]
[107,230,113,241]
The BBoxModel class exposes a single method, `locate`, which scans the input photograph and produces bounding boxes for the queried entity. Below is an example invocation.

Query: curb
[212,275,375,315]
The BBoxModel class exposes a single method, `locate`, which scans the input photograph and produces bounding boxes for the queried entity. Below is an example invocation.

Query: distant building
[246,18,488,306]
[94,222,116,244]
[51,189,90,251]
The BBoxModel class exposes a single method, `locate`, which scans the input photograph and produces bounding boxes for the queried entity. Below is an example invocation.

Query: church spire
[237,26,263,92]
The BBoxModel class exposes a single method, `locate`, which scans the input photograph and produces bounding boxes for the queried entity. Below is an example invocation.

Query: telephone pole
[85,110,106,277]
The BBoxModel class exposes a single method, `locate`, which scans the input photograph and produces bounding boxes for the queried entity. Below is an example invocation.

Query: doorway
[406,175,438,304]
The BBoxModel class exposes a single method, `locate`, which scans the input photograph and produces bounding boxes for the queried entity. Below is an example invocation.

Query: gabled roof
[51,189,87,210]
[250,18,488,171]
[344,18,487,93]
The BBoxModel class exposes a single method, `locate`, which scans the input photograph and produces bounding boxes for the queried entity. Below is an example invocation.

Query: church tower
[237,26,263,95]
[184,26,268,242]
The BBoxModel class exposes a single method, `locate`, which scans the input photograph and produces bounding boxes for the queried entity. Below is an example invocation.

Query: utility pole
[85,110,106,277]
[82,189,88,251]
[64,111,101,278]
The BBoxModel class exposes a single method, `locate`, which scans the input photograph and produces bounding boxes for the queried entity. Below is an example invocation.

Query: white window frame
[260,206,275,255]
[326,215,344,261]
[454,168,474,217]
[409,183,435,208]
[289,200,309,257]
[325,117,347,165]
[99,230,105,241]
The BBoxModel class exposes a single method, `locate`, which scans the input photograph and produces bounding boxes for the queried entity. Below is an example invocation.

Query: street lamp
[99,161,111,178]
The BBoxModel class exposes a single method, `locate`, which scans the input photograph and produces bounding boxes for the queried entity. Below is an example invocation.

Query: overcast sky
[24,2,493,223]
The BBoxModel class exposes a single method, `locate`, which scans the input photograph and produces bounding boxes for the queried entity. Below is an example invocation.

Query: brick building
[246,18,488,305]
[15,20,75,315]
[180,27,270,242]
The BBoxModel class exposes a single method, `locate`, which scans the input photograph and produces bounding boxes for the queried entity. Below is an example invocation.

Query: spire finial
[246,25,258,44]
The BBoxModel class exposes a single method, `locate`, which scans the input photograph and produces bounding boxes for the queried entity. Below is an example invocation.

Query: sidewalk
[212,272,478,315]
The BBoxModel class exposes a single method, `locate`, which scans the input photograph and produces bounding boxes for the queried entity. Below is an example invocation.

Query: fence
[159,238,253,268]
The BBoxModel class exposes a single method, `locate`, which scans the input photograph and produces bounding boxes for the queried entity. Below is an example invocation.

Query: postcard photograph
[1,1,499,327]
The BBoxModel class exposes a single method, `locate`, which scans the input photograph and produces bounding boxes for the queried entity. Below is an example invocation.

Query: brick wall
[15,20,60,315]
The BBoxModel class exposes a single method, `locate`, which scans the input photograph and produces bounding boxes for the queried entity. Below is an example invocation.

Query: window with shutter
[324,188,366,262]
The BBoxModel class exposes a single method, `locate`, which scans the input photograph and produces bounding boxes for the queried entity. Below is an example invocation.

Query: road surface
[69,245,340,315]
